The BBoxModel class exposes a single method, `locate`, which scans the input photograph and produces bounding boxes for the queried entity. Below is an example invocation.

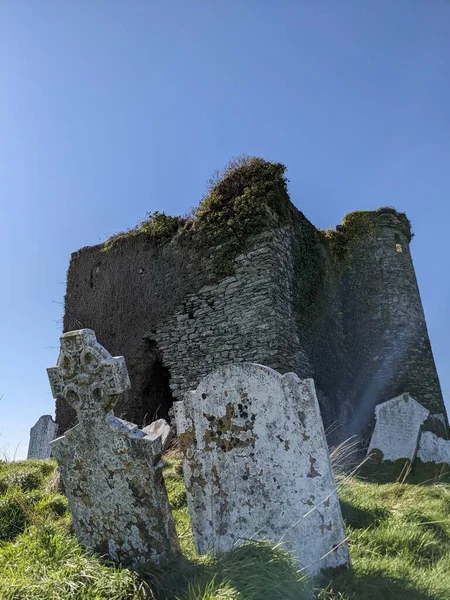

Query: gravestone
[27,415,58,459]
[429,413,448,439]
[367,393,430,461]
[142,418,173,452]
[417,431,450,465]
[48,329,179,569]
[174,363,349,574]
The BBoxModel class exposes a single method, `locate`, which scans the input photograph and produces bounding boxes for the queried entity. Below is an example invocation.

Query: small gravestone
[417,431,450,465]
[174,363,349,574]
[27,415,58,459]
[142,418,173,452]
[429,413,448,439]
[48,329,179,569]
[367,393,429,461]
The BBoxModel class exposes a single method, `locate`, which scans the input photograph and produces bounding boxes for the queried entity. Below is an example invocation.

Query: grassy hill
[1,454,450,599]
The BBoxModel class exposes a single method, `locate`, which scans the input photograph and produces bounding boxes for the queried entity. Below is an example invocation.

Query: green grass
[319,476,450,599]
[2,455,450,599]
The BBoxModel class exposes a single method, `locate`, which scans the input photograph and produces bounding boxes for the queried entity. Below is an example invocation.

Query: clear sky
[1,1,449,459]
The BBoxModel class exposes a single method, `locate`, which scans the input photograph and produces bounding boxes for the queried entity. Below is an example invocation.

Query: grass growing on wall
[101,156,291,276]
[2,456,450,599]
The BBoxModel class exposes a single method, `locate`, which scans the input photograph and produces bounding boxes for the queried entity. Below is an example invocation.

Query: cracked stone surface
[367,392,430,462]
[27,415,58,459]
[48,329,180,569]
[174,363,349,574]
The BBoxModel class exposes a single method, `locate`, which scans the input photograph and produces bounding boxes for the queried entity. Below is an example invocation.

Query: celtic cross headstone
[48,329,179,568]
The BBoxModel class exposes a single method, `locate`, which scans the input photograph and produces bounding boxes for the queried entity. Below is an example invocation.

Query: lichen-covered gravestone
[367,392,430,462]
[174,363,349,574]
[27,415,58,459]
[48,329,179,568]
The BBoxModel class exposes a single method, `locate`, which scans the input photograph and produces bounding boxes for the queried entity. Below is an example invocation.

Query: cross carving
[47,329,130,420]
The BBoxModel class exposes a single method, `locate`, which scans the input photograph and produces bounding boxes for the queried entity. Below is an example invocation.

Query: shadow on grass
[357,454,450,485]
[319,566,436,600]
[339,499,389,529]
[140,542,311,600]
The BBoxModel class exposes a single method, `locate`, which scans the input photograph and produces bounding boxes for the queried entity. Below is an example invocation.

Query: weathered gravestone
[142,418,173,453]
[48,329,179,569]
[417,431,450,465]
[367,392,429,462]
[27,415,58,459]
[174,363,350,574]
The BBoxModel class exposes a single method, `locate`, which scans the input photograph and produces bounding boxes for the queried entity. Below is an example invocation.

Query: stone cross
[48,329,180,569]
[27,415,58,459]
[174,363,350,574]
[367,392,430,462]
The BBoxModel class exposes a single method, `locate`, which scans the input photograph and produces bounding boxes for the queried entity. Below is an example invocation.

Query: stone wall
[337,210,445,437]
[154,225,310,401]
[288,212,347,433]
[61,201,447,441]
[62,233,213,432]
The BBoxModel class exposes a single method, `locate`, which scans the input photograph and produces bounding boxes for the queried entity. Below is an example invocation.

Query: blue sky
[1,1,449,459]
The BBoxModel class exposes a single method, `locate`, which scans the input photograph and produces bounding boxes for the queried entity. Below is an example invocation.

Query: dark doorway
[141,339,174,425]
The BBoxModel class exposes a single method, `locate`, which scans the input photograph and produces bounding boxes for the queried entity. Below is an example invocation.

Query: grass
[1,454,450,599]
[319,476,450,599]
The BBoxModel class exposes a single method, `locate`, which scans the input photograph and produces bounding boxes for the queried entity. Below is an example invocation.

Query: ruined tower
[331,209,445,437]
[60,159,446,441]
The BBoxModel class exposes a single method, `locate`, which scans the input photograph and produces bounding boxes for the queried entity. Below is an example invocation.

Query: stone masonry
[154,227,309,400]
[61,180,446,442]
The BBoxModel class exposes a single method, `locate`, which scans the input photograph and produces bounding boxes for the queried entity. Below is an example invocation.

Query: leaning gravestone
[367,392,430,462]
[47,329,179,569]
[174,363,350,574]
[417,431,450,465]
[27,415,58,459]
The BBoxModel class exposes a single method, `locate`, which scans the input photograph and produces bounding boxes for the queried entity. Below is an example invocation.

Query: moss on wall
[101,157,291,277]
[325,207,442,436]
[61,158,446,440]
[323,207,412,262]
[61,158,293,431]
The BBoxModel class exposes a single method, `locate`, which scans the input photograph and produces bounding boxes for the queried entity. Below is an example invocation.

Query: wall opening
[141,339,174,425]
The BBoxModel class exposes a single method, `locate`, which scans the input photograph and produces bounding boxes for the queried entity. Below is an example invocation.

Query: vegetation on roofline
[2,453,450,598]
[322,206,413,262]
[102,156,292,275]
[102,156,412,278]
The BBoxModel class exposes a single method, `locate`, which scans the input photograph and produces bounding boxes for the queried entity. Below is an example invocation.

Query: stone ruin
[27,415,58,459]
[367,392,450,469]
[46,329,351,574]
[60,160,447,446]
[174,363,350,574]
[47,329,180,569]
